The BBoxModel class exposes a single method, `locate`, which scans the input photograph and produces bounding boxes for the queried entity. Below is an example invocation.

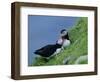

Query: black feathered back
[34,44,62,57]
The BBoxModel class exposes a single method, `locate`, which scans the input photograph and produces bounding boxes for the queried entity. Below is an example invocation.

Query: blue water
[28,15,79,65]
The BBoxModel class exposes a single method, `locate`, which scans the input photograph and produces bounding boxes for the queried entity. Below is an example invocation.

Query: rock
[74,55,88,64]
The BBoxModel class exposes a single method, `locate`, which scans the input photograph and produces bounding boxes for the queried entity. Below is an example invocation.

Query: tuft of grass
[32,17,88,66]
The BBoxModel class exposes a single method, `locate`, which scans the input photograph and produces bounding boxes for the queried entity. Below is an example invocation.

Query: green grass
[32,17,88,66]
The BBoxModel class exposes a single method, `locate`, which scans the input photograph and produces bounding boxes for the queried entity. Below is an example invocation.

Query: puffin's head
[60,29,68,37]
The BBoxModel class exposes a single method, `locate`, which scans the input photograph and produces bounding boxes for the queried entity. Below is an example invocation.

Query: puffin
[60,29,71,49]
[34,39,63,59]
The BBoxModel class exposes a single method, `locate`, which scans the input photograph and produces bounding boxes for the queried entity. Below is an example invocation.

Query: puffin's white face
[60,30,67,37]
[57,39,63,45]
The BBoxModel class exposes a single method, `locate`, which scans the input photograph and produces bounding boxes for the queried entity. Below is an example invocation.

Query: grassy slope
[32,17,88,66]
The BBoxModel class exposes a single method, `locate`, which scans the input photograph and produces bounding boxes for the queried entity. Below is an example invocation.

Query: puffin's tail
[34,50,38,54]
[34,50,42,55]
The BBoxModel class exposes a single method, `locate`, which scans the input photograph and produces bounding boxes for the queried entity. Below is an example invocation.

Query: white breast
[62,39,70,48]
